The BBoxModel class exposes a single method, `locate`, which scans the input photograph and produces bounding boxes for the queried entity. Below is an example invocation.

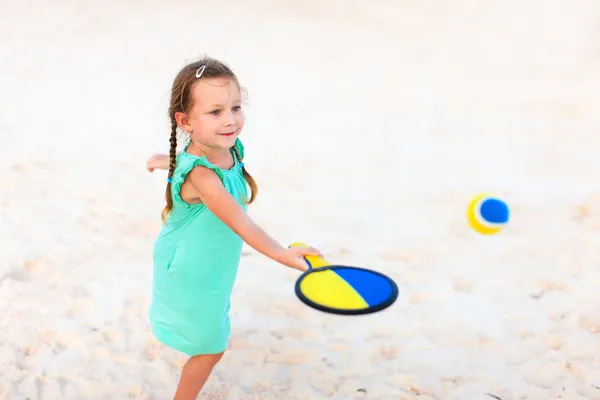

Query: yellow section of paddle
[290,242,369,310]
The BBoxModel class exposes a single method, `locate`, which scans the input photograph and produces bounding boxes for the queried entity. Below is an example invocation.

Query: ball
[467,194,510,235]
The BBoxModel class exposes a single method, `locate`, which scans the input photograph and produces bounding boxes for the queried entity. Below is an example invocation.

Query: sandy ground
[1,0,600,399]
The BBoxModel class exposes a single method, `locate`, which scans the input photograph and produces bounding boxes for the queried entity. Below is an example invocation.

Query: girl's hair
[161,57,258,225]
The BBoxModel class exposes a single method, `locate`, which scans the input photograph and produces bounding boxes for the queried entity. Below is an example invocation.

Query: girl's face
[177,77,244,151]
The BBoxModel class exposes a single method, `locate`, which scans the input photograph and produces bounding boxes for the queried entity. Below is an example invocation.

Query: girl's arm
[187,166,321,271]
[146,154,169,172]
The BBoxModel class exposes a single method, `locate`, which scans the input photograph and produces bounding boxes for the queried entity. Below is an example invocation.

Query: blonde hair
[161,57,258,225]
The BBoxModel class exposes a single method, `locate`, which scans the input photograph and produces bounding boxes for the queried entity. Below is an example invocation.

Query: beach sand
[1,0,600,398]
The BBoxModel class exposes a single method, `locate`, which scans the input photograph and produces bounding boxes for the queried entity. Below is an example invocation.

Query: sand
[1,0,600,399]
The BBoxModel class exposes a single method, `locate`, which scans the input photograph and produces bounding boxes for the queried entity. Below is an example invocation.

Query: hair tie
[167,177,172,183]
[239,162,244,168]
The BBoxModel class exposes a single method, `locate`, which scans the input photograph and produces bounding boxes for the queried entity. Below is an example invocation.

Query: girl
[146,57,321,400]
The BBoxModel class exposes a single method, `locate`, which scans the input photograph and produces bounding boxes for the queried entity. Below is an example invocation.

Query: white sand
[1,0,600,399]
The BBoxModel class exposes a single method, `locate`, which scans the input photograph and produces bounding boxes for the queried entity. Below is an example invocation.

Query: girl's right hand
[146,154,169,172]
[277,246,323,272]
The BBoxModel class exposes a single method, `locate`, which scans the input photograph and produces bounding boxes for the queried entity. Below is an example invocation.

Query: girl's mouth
[219,132,234,136]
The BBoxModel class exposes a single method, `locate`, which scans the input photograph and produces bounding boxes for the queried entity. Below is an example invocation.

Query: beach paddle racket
[290,242,399,315]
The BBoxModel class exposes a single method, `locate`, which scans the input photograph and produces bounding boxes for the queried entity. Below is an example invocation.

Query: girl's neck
[188,139,232,167]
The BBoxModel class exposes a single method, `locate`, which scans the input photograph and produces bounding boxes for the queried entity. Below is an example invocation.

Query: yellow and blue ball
[467,194,510,235]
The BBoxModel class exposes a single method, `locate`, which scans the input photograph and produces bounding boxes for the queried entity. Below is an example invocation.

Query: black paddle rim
[294,265,399,315]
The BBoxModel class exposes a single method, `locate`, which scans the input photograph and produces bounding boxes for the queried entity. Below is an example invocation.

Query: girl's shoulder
[232,137,244,160]
[171,138,245,199]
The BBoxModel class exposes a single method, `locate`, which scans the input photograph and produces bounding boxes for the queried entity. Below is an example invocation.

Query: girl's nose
[224,113,235,127]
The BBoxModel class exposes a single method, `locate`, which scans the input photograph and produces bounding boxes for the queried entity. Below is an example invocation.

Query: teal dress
[149,138,248,356]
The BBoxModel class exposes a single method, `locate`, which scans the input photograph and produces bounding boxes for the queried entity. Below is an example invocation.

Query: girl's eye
[233,106,241,112]
[210,109,221,116]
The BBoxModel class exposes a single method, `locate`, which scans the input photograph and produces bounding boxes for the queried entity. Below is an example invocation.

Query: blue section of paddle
[332,267,394,306]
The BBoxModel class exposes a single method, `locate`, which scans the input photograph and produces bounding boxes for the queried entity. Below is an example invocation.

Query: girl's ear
[174,111,192,133]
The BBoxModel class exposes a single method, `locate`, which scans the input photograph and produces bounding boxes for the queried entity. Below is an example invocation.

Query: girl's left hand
[146,154,169,172]
[277,246,323,272]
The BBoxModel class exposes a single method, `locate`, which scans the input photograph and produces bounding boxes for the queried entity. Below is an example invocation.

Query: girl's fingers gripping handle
[288,242,331,270]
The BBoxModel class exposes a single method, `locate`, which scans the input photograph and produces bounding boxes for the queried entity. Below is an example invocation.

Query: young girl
[146,57,321,400]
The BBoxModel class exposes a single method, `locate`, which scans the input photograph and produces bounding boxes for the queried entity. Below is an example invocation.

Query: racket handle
[289,242,332,270]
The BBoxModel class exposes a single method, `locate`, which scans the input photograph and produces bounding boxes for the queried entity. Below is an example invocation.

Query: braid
[232,146,258,205]
[168,120,178,179]
[161,119,178,225]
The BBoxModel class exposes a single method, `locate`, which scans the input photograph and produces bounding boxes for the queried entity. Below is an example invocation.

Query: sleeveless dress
[149,138,248,356]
